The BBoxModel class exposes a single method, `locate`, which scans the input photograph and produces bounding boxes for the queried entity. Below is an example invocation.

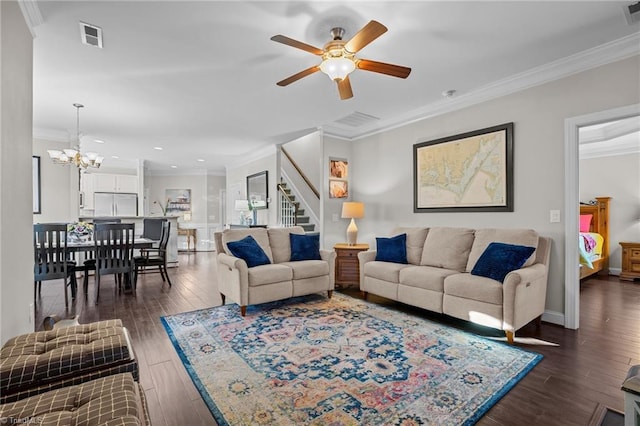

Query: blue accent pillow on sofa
[375,233,408,264]
[290,233,321,261]
[226,235,271,268]
[471,242,536,282]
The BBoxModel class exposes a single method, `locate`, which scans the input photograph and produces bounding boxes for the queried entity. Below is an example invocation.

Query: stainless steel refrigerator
[93,193,138,217]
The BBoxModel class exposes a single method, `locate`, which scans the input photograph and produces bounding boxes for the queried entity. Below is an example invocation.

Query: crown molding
[323,32,640,142]
[17,0,43,39]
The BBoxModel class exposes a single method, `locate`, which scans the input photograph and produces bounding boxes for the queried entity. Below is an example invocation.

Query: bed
[579,196,611,280]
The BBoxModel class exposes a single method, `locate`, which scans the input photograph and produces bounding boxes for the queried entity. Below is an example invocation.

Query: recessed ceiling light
[170,165,177,168]
[154,147,163,151]
[94,139,105,144]
[111,155,119,159]
[197,159,205,162]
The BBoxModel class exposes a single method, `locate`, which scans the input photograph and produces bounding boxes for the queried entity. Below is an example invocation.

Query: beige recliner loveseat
[214,226,335,316]
[358,227,551,343]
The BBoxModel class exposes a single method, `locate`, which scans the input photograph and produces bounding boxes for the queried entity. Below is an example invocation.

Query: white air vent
[333,111,380,128]
[624,2,640,25]
[79,22,103,48]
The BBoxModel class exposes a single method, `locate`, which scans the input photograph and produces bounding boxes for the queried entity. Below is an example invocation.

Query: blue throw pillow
[290,233,321,261]
[375,233,408,264]
[471,242,536,282]
[226,235,271,268]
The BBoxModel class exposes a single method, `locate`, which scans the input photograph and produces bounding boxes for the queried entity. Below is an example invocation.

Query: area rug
[160,293,542,425]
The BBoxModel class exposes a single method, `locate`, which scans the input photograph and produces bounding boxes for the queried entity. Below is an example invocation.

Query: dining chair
[133,220,172,288]
[89,223,135,305]
[33,223,78,308]
[76,218,122,292]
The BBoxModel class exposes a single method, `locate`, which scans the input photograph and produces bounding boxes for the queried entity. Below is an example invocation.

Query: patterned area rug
[161,293,542,425]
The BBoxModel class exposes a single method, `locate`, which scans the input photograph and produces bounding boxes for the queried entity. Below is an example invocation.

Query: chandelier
[47,103,104,169]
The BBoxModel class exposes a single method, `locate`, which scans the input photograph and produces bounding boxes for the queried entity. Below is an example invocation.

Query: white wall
[145,172,225,251]
[340,56,640,317]
[225,150,277,227]
[1,1,35,343]
[32,138,77,224]
[322,136,353,250]
[580,152,640,272]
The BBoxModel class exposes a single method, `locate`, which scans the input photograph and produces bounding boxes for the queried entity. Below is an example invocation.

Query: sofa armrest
[357,250,377,288]
[502,263,548,332]
[320,249,337,288]
[216,253,249,306]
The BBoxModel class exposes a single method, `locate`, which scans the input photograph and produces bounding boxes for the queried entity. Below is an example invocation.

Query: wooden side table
[334,243,369,289]
[619,242,640,281]
[178,228,196,252]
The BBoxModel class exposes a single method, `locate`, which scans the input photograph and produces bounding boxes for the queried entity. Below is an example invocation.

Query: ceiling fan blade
[357,59,411,78]
[337,76,353,100]
[344,20,388,54]
[276,65,320,86]
[270,35,324,56]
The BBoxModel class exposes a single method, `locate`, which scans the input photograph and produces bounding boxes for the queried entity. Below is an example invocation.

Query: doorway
[564,103,640,329]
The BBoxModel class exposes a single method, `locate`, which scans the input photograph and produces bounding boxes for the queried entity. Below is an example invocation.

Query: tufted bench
[0,373,149,425]
[0,320,138,404]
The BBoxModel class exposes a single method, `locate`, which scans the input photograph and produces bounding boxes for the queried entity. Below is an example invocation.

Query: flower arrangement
[154,199,169,216]
[67,221,93,241]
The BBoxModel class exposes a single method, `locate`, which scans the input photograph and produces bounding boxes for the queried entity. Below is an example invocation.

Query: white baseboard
[542,310,565,326]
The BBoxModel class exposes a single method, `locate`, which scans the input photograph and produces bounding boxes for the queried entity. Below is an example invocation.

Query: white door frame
[563,103,640,329]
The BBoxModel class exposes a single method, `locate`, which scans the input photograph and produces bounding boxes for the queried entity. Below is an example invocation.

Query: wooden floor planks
[30,252,639,425]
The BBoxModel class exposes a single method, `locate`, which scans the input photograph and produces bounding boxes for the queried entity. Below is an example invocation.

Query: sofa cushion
[391,227,429,265]
[363,261,410,283]
[226,235,271,268]
[281,260,329,280]
[268,226,305,263]
[444,273,503,305]
[399,265,459,292]
[471,242,536,282]
[420,227,475,272]
[223,228,273,263]
[247,264,293,287]
[466,228,539,272]
[290,233,321,261]
[375,234,408,264]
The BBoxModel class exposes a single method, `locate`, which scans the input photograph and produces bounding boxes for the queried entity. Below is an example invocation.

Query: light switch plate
[550,210,561,223]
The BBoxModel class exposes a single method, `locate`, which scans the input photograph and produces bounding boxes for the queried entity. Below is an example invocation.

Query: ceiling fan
[271,20,411,100]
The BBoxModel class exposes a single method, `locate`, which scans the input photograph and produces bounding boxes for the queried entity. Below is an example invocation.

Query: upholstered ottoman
[0,320,138,404]
[0,372,149,425]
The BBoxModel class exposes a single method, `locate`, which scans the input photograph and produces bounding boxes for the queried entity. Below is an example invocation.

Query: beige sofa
[214,226,335,315]
[358,227,551,343]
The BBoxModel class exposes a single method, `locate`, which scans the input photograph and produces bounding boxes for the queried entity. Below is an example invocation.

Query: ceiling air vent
[79,22,103,48]
[333,111,380,128]
[624,2,640,25]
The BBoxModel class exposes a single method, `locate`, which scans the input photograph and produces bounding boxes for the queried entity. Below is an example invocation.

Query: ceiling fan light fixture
[320,56,355,81]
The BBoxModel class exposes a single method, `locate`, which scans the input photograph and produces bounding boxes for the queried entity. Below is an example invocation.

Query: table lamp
[234,200,250,225]
[341,202,365,246]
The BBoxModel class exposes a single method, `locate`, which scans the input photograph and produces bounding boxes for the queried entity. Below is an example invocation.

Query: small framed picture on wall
[329,158,348,198]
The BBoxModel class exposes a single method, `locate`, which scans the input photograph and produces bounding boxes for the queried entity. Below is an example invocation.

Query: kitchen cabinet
[80,173,95,209]
[94,174,138,193]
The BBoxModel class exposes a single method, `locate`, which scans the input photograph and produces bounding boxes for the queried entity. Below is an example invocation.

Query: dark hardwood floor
[31,252,639,425]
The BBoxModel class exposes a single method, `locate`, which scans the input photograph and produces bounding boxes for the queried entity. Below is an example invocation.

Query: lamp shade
[320,57,356,81]
[341,202,364,219]
[234,200,250,211]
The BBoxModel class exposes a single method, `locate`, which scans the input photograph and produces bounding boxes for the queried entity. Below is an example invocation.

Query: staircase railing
[281,146,320,199]
[278,183,299,227]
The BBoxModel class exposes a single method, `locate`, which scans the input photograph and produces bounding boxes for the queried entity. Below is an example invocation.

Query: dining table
[66,237,155,292]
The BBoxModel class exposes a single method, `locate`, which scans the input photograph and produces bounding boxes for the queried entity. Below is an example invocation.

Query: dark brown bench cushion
[0,320,138,404]
[0,372,149,426]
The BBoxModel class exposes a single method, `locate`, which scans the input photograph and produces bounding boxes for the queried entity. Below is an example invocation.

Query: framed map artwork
[413,123,513,212]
